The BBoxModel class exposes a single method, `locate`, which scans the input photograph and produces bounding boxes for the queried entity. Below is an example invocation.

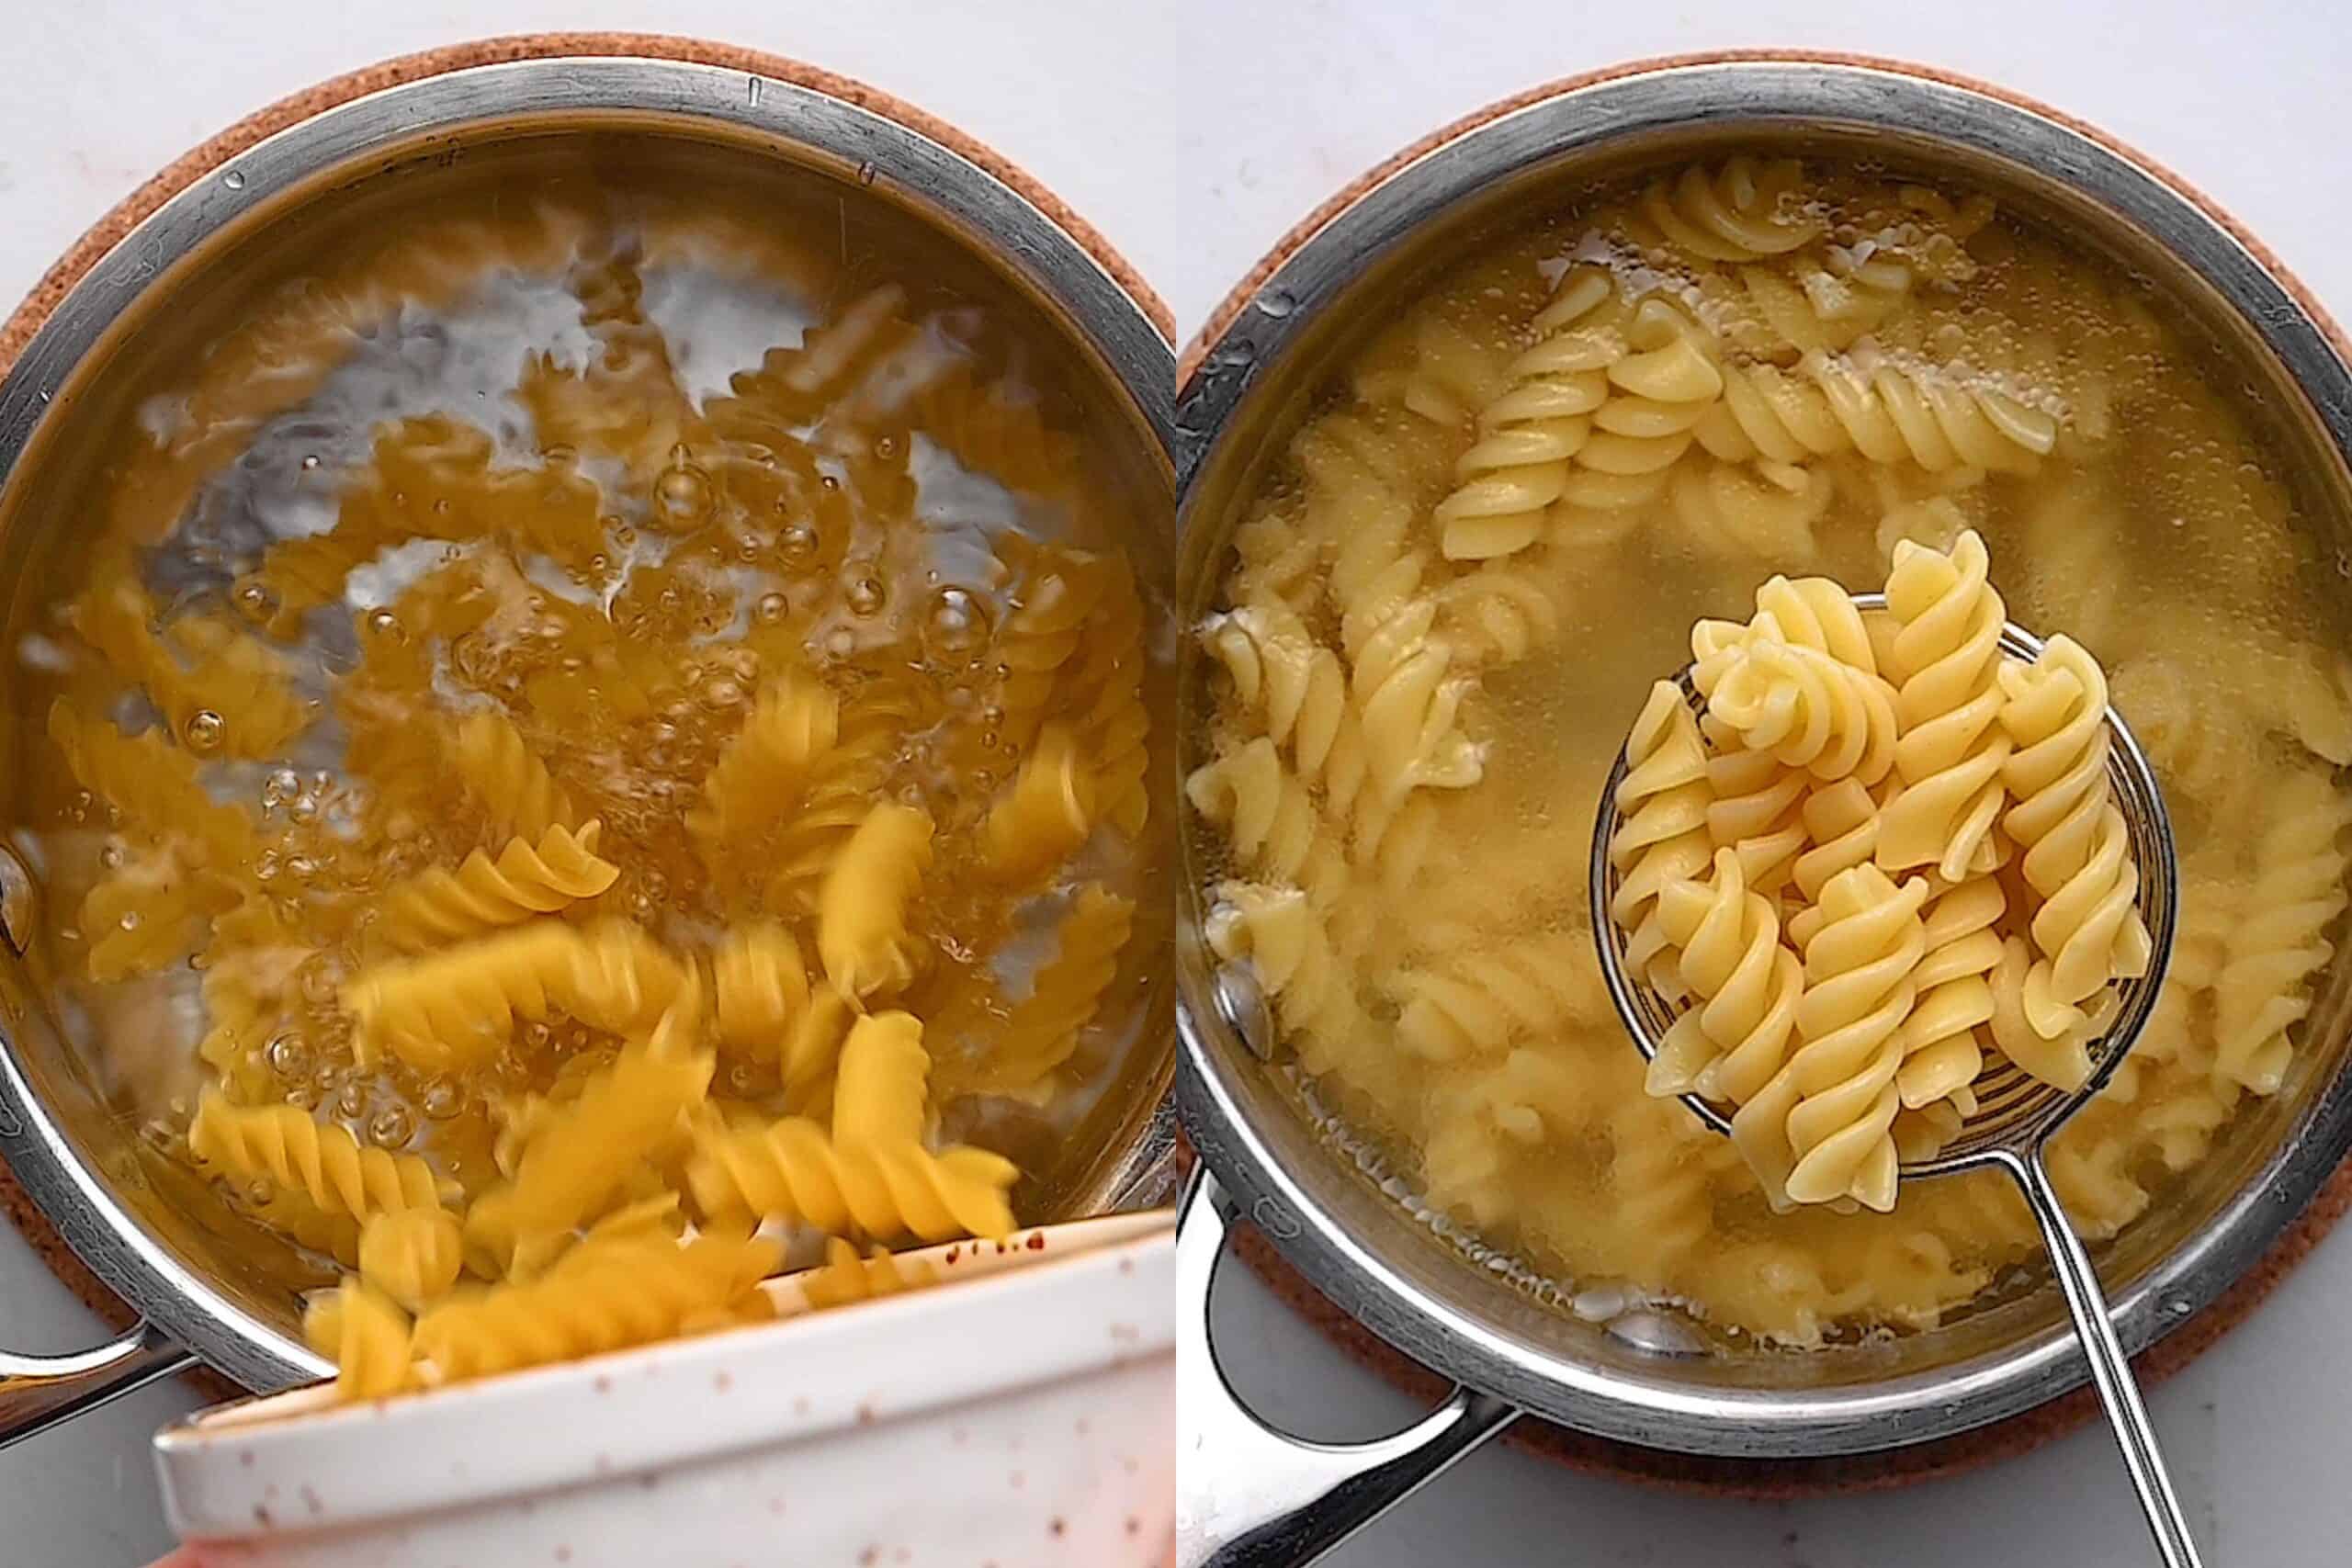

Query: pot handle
[1174,1165,1517,1568]
[0,1318,193,1452]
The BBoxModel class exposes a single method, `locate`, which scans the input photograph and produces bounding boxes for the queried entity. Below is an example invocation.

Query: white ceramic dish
[153,1213,1174,1566]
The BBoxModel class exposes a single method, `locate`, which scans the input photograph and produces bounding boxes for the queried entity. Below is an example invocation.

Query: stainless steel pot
[1170,56,2352,1564]
[0,53,1178,1449]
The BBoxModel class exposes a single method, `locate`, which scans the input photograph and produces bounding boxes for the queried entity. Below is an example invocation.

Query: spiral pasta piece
[1650,847,1804,1108]
[1577,297,1725,477]
[1350,592,1482,804]
[1199,596,1369,817]
[967,886,1135,1096]
[1695,348,2056,477]
[800,1235,937,1311]
[1608,1091,1739,1280]
[48,701,256,869]
[413,1228,781,1384]
[358,1209,466,1313]
[684,1113,1017,1243]
[375,820,618,952]
[305,1279,415,1400]
[817,804,934,1005]
[1430,265,1619,559]
[1740,863,1928,1211]
[1204,881,1363,1074]
[1877,530,2014,879]
[980,720,1094,883]
[1703,746,1809,895]
[1623,156,1823,263]
[464,992,715,1270]
[449,710,581,841]
[1997,636,2153,1036]
[1702,611,1900,784]
[686,670,840,860]
[190,1091,451,1225]
[1183,738,1352,910]
[1987,931,2105,1093]
[1609,681,1714,996]
[1392,930,1609,1063]
[1667,460,1832,566]
[1895,874,2006,1114]
[2215,769,2352,1092]
[711,922,814,1058]
[831,1010,931,1146]
[342,919,688,1072]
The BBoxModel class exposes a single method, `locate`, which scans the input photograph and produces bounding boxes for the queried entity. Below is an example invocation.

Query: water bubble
[1255,287,1296,320]
[182,710,227,755]
[843,567,888,618]
[922,587,990,660]
[232,579,277,625]
[368,1105,415,1148]
[266,1032,311,1080]
[99,843,123,871]
[365,607,404,641]
[421,1077,463,1120]
[778,521,821,570]
[820,475,840,492]
[652,461,715,531]
[221,169,247,192]
[287,854,319,882]
[856,162,878,186]
[754,592,791,626]
[116,910,141,933]
[873,434,898,460]
[823,626,857,659]
[299,453,321,471]
[523,1021,552,1049]
[701,677,745,709]
[254,852,280,883]
[335,1084,367,1119]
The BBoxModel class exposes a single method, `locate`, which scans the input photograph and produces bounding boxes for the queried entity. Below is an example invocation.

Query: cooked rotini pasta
[1999,636,2154,1035]
[1190,151,2326,1345]
[1877,530,2013,880]
[1608,681,1714,996]
[2215,769,2352,1093]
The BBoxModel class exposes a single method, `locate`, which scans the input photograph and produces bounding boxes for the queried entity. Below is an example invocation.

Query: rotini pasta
[817,804,935,1004]
[190,1091,452,1226]
[373,820,618,952]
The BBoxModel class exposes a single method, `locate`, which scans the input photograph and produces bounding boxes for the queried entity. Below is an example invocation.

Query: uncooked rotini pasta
[190,1092,453,1226]
[372,820,619,952]
[12,173,1163,1400]
[817,804,935,1004]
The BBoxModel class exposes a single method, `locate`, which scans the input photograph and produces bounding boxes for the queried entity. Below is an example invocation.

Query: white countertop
[3,2,2348,1562]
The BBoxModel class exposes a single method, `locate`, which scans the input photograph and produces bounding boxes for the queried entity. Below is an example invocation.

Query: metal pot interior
[0,73,1176,1390]
[1175,63,2352,1454]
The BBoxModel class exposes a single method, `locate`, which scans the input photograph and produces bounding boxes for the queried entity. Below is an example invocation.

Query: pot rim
[0,45,1177,1399]
[1173,52,2352,1457]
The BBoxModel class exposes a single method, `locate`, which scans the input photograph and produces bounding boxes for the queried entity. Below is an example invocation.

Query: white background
[2,2,2348,1562]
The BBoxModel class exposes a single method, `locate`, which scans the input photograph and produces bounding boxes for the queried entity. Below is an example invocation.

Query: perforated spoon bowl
[1590,592,2198,1568]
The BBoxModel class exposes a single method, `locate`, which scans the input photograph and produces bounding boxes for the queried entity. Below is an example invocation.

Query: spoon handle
[2002,1145,2205,1568]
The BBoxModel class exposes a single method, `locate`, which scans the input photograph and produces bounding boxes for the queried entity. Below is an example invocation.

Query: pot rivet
[1604,1309,1708,1359]
[1212,963,1273,1061]
[1250,1197,1301,1240]
[0,841,36,956]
